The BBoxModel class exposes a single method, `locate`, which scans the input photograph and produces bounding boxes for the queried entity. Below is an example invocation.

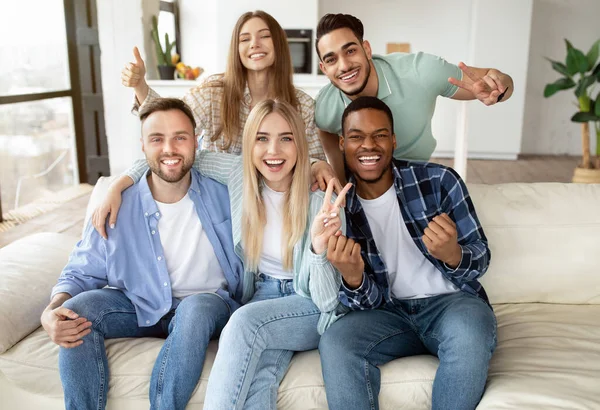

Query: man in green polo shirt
[315,13,514,180]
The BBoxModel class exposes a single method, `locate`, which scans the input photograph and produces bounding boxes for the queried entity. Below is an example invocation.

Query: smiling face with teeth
[141,108,197,185]
[317,28,376,97]
[251,112,298,192]
[340,107,396,198]
[238,17,275,73]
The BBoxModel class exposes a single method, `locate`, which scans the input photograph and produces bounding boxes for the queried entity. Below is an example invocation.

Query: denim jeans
[319,291,497,410]
[203,274,322,410]
[59,288,230,410]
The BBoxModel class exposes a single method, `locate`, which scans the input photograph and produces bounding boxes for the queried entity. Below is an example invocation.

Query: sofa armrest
[0,232,79,354]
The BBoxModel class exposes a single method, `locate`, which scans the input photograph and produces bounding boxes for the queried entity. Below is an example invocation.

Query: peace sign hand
[449,62,510,106]
[311,178,352,255]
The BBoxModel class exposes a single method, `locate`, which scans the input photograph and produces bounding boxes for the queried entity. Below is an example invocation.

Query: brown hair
[139,97,196,130]
[316,13,365,59]
[206,10,299,151]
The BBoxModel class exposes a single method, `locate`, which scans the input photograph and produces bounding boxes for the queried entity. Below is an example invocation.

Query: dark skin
[327,108,462,289]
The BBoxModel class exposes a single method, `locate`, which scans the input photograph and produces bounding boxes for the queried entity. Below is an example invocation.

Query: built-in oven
[284,29,312,74]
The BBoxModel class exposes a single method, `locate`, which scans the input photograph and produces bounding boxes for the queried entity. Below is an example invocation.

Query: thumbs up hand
[121,46,149,103]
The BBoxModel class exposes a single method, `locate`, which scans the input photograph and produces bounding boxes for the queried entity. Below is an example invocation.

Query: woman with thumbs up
[121,10,326,162]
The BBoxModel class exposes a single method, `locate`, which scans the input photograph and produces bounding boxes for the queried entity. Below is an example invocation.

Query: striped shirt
[126,153,349,334]
[341,159,491,310]
[133,74,325,160]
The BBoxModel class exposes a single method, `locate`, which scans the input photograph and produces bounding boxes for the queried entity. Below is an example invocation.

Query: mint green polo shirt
[315,52,462,161]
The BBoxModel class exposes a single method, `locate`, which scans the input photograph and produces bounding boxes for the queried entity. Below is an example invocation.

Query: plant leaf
[545,57,570,77]
[571,111,600,123]
[596,94,600,117]
[586,39,600,70]
[575,75,596,98]
[544,77,576,97]
[566,39,589,75]
[594,63,600,80]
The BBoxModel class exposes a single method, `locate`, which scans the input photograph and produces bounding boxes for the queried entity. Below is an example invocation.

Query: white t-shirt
[156,193,227,298]
[257,185,294,280]
[358,185,458,299]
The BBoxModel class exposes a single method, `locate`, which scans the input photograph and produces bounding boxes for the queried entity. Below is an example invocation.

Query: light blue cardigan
[125,151,349,333]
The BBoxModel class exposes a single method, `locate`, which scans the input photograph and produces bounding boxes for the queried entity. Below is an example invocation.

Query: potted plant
[544,39,600,183]
[150,15,177,80]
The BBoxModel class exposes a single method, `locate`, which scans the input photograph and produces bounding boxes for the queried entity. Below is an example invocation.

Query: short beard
[147,155,193,183]
[337,50,372,97]
[343,155,391,185]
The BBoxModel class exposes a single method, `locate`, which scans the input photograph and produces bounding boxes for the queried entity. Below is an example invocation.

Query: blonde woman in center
[97,99,351,409]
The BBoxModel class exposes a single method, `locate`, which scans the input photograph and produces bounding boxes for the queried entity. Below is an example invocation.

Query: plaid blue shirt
[341,159,491,310]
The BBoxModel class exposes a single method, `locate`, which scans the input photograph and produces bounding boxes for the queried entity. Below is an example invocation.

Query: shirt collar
[138,168,202,217]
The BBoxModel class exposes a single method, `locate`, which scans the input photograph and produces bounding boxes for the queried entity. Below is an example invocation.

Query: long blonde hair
[206,10,299,151]
[241,99,310,271]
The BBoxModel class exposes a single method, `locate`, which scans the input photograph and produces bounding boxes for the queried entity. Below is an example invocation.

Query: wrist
[343,274,363,290]
[444,245,463,268]
[135,82,149,102]
[312,243,325,256]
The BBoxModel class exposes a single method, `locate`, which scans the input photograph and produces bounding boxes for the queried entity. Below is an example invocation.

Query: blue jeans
[59,288,230,410]
[203,274,322,410]
[319,291,497,410]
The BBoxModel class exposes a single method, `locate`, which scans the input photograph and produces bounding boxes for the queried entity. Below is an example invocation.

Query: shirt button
[145,320,150,324]
[144,212,148,217]
[163,282,168,287]
[151,230,156,235]
[157,256,162,261]
[155,212,160,217]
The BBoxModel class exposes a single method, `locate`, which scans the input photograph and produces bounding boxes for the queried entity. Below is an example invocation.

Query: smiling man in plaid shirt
[319,96,496,410]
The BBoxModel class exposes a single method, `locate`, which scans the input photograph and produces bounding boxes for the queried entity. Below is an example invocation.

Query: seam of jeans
[364,357,376,410]
[155,314,176,409]
[270,350,292,410]
[93,328,106,410]
[230,307,321,406]
[91,307,138,328]
[362,327,410,359]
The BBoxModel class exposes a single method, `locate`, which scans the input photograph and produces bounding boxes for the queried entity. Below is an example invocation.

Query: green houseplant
[544,39,600,183]
[150,15,177,80]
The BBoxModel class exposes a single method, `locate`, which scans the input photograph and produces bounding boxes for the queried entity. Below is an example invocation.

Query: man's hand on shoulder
[41,293,92,348]
[327,235,364,289]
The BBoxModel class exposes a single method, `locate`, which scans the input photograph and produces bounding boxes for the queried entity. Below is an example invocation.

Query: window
[0,0,76,217]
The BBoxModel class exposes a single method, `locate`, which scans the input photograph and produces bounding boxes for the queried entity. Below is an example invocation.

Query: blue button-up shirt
[52,169,244,326]
[341,159,491,310]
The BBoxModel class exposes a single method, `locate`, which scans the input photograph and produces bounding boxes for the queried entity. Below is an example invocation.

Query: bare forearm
[110,175,135,194]
[318,129,346,183]
[134,82,149,106]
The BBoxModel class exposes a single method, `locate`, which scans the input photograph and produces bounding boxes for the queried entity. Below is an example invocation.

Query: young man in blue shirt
[40,98,243,410]
[321,96,496,410]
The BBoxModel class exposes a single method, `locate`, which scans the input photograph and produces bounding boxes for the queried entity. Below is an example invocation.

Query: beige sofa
[1,179,599,409]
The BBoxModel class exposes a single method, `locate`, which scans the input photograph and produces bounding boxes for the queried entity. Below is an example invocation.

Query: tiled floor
[0,155,585,248]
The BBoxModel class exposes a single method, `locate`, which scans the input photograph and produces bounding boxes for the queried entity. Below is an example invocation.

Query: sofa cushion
[0,233,79,354]
[2,303,599,409]
[470,183,600,305]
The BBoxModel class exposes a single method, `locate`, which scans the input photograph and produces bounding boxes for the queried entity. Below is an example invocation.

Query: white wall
[214,0,319,74]
[179,0,219,76]
[521,0,600,156]
[319,0,533,159]
[97,0,159,175]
